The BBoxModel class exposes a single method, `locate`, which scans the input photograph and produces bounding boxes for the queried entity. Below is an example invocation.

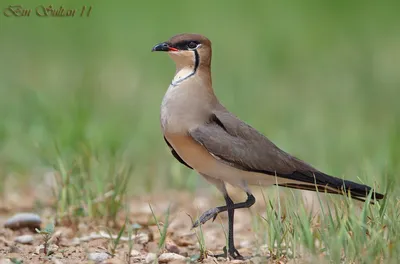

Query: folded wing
[187,106,384,202]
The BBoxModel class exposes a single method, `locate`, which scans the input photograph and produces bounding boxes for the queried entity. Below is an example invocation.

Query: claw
[230,248,243,259]
[191,219,201,229]
[212,214,218,222]
[191,207,220,229]
[211,246,243,260]
[211,246,228,259]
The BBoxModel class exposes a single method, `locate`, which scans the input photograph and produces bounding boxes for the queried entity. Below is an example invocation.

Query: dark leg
[192,192,256,259]
[225,194,242,259]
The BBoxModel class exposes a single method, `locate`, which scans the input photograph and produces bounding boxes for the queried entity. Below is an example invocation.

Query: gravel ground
[0,188,293,264]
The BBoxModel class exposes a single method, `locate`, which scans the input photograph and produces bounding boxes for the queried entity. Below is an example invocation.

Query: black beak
[152,42,170,52]
[151,42,178,52]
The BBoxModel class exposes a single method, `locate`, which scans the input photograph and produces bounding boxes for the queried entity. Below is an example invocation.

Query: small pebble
[88,252,110,263]
[145,253,156,263]
[158,253,186,263]
[14,235,34,244]
[166,241,180,254]
[130,249,140,257]
[4,213,41,230]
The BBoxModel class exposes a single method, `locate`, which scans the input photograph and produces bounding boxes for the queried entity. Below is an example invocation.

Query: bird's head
[152,33,212,70]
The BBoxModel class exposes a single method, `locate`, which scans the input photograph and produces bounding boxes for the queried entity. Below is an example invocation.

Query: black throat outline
[171,50,200,86]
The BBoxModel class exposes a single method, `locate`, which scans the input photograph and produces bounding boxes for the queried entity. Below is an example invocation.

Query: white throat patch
[172,66,195,86]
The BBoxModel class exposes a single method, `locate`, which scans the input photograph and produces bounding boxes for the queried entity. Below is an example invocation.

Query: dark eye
[188,42,198,49]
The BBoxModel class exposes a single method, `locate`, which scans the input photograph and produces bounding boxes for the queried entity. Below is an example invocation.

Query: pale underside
[164,133,340,194]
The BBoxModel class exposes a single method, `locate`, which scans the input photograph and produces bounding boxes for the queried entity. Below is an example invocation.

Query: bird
[151,33,385,259]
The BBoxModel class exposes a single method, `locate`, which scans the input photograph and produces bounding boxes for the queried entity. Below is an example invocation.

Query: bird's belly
[165,133,298,190]
[165,133,220,173]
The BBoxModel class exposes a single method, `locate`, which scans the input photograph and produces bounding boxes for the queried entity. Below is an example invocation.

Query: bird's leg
[192,192,255,228]
[192,193,255,259]
[224,194,242,259]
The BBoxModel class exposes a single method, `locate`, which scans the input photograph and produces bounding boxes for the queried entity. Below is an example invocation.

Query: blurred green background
[0,0,399,197]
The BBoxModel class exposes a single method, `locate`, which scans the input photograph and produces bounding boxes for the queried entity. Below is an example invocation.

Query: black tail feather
[276,171,384,203]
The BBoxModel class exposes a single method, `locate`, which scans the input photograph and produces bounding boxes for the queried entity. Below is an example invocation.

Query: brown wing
[188,108,317,177]
[188,105,384,200]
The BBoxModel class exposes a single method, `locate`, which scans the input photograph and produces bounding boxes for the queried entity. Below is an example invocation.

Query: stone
[14,235,34,244]
[4,213,41,230]
[145,253,156,263]
[158,253,186,263]
[130,249,140,257]
[87,252,110,263]
[166,241,180,254]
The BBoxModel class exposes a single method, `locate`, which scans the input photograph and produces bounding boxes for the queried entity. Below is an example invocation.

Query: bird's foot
[230,248,244,260]
[211,246,244,260]
[191,207,220,228]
